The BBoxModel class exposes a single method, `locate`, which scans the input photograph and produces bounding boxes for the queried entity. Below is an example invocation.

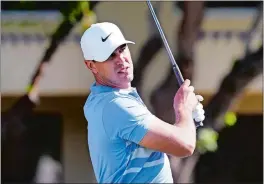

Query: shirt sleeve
[102,96,154,144]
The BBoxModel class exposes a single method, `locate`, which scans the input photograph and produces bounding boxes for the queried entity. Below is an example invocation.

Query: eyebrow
[115,44,126,52]
[111,44,126,55]
[106,44,127,61]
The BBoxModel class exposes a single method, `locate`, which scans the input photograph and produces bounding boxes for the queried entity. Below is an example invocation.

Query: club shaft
[147,0,203,127]
[146,0,184,85]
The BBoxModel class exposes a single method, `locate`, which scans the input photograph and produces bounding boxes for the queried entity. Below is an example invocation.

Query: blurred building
[1,1,262,183]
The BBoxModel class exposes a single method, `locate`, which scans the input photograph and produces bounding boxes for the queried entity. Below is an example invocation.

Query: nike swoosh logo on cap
[101,33,112,42]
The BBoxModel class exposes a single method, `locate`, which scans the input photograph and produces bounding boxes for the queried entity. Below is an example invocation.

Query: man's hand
[192,95,205,122]
[174,79,198,116]
[139,79,205,157]
[174,79,205,124]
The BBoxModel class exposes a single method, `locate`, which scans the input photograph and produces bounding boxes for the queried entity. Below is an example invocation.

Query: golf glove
[192,95,205,124]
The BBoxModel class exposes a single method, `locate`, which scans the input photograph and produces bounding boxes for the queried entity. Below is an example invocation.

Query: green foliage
[67,2,90,24]
[224,111,237,127]
[197,128,219,154]
[5,2,90,24]
[18,1,37,9]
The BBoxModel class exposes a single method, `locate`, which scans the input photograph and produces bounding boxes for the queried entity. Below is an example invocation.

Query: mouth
[117,67,129,74]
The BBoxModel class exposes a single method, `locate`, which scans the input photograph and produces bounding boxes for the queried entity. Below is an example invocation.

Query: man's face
[86,44,134,88]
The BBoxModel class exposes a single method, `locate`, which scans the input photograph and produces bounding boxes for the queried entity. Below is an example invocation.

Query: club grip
[172,65,184,85]
[172,66,203,128]
[195,121,204,128]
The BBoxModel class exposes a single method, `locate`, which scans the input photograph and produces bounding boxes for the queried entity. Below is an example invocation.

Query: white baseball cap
[80,22,135,62]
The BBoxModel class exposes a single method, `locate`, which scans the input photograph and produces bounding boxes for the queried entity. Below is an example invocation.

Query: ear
[84,60,98,74]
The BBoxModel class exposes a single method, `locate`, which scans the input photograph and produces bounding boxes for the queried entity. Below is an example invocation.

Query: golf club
[146,0,203,127]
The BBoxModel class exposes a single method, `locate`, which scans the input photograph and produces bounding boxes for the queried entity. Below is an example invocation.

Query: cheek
[102,64,116,76]
[126,54,133,66]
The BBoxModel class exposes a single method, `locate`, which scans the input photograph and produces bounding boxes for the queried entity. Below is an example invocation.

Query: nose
[115,52,126,65]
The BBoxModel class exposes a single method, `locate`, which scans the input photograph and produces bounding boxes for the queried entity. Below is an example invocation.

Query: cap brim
[95,40,135,62]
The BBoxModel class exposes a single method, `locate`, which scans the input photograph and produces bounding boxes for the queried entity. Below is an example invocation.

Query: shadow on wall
[196,114,263,182]
[1,97,263,182]
[2,111,63,183]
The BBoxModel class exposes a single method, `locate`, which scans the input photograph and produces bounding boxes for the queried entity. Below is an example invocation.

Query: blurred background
[1,1,263,183]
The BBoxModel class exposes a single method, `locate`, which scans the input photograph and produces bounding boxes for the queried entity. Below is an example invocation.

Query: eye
[109,52,116,59]
[120,44,127,52]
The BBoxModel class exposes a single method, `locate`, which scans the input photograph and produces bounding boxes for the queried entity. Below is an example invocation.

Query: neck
[95,76,131,89]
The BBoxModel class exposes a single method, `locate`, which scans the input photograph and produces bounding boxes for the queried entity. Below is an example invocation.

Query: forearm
[174,108,197,150]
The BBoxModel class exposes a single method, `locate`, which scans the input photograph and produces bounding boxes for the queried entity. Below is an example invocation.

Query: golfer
[80,22,205,183]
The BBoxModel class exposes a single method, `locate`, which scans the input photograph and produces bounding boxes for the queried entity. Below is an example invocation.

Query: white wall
[1,2,262,96]
[1,3,263,183]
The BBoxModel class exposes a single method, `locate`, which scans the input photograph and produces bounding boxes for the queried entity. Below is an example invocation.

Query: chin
[127,73,134,81]
[119,79,132,88]
[121,73,133,81]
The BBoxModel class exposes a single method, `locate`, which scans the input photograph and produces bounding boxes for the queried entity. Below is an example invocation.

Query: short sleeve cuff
[128,114,155,144]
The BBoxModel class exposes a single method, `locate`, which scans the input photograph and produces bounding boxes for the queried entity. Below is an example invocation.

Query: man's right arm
[139,109,196,158]
[102,80,202,157]
[140,79,200,158]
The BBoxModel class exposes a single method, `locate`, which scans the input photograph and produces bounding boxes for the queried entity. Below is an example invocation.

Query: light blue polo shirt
[83,82,173,183]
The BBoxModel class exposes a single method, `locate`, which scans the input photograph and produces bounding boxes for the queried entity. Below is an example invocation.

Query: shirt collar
[90,82,137,95]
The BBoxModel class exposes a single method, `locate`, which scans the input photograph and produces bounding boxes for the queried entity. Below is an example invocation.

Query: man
[80,22,205,183]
